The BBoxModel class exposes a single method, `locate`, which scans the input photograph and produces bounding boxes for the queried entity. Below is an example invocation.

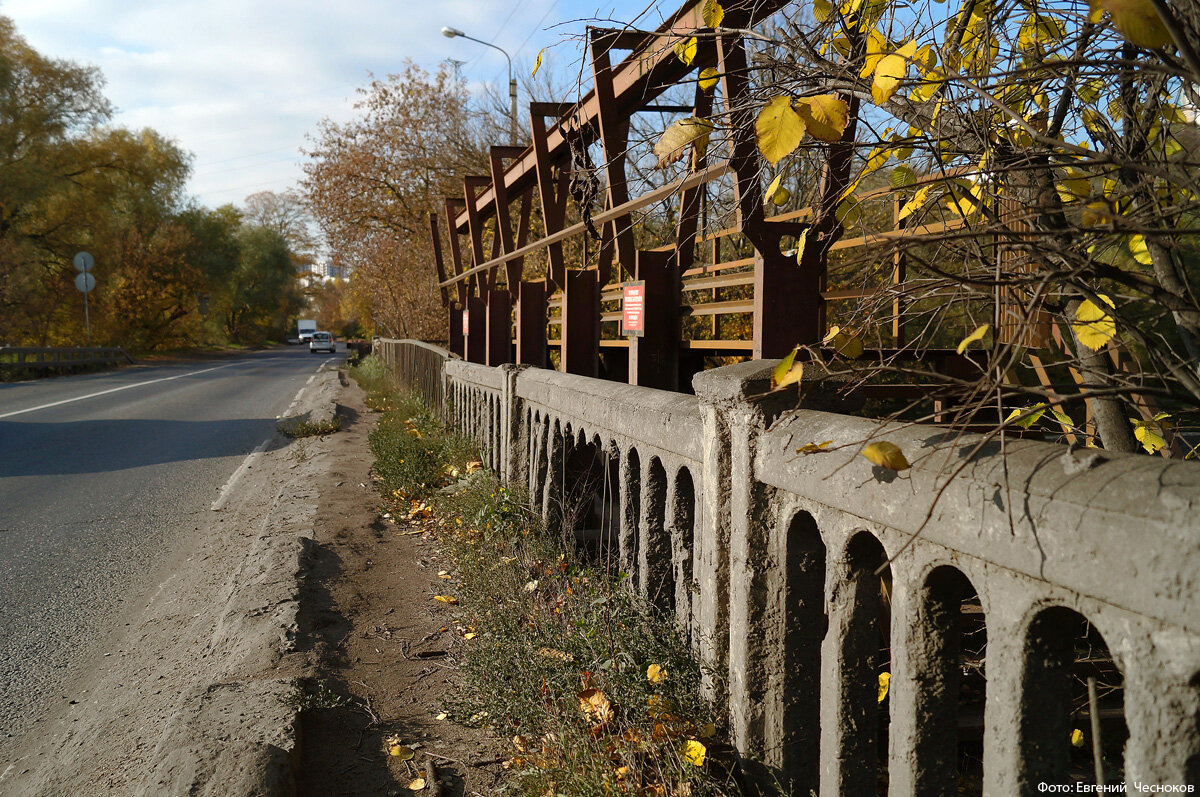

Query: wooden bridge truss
[429,0,979,394]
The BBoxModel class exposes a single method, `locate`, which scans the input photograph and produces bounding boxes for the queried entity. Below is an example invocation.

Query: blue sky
[1,0,661,208]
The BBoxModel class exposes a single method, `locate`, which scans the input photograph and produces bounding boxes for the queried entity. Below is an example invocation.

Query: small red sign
[621,281,645,337]
[461,309,470,336]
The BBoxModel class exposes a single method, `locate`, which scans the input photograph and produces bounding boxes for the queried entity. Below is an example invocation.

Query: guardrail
[0,347,133,375]
[378,339,1200,794]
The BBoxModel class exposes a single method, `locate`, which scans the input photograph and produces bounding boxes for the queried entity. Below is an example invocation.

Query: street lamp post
[441,25,518,146]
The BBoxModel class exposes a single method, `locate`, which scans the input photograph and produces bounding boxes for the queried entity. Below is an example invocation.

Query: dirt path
[296,378,504,796]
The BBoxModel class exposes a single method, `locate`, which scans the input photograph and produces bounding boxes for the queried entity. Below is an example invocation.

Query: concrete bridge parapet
[375,338,1200,795]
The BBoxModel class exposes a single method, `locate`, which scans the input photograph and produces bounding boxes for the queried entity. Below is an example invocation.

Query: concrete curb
[276,366,343,436]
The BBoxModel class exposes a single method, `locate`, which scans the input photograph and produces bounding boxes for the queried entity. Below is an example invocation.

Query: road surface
[0,347,338,750]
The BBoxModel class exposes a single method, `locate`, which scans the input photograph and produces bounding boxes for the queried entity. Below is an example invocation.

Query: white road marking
[210,437,272,512]
[0,362,243,420]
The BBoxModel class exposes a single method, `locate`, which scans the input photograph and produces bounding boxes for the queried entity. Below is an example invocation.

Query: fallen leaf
[578,688,614,727]
[433,595,458,605]
[862,441,911,471]
[407,777,427,791]
[681,739,707,766]
[647,664,667,683]
[797,440,834,454]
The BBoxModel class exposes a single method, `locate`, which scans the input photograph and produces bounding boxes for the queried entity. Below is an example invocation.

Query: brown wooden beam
[562,270,599,376]
[429,212,450,308]
[589,30,637,269]
[629,249,679,389]
[530,109,567,290]
[465,295,486,363]
[443,198,468,306]
[486,288,513,365]
[448,305,464,357]
[516,280,547,367]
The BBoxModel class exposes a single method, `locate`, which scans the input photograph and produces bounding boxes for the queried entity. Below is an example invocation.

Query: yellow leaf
[1132,417,1167,453]
[898,184,935,221]
[1081,200,1113,227]
[1128,234,1153,265]
[702,0,724,27]
[956,324,989,354]
[814,0,832,21]
[433,595,458,604]
[698,67,719,91]
[877,672,891,702]
[1005,404,1046,429]
[871,45,914,105]
[647,664,667,683]
[862,441,911,471]
[836,199,861,227]
[823,325,864,358]
[681,739,707,766]
[537,647,572,661]
[578,688,614,727]
[1088,0,1173,48]
[889,164,916,188]
[794,94,849,142]
[797,440,834,454]
[463,632,477,639]
[793,228,809,263]
[1073,294,1116,351]
[674,36,698,65]
[756,96,806,165]
[1049,408,1074,429]
[388,742,415,760]
[1071,728,1086,747]
[859,29,889,78]
[407,777,427,791]
[653,116,714,168]
[766,173,791,206]
[772,345,804,389]
[532,49,544,78]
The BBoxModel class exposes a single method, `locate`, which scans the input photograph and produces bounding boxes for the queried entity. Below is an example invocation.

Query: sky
[1,0,664,209]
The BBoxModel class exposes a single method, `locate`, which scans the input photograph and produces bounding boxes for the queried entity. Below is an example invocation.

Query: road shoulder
[0,367,344,796]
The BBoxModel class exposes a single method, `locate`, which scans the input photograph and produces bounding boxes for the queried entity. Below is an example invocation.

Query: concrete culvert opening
[910,565,987,795]
[557,431,610,562]
[770,509,826,795]
[1020,606,1127,790]
[832,531,892,795]
[641,456,672,614]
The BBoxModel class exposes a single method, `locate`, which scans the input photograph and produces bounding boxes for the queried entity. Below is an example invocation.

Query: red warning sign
[622,281,645,337]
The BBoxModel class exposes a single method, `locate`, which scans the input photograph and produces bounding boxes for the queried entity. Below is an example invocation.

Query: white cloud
[1,0,656,208]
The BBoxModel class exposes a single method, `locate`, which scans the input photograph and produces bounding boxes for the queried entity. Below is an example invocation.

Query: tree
[300,61,489,339]
[652,0,1200,455]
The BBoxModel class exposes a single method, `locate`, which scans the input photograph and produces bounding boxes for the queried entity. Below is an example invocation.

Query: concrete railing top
[445,358,506,391]
[690,356,1200,632]
[514,365,705,463]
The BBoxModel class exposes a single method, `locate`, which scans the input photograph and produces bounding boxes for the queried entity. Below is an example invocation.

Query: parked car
[309,331,336,353]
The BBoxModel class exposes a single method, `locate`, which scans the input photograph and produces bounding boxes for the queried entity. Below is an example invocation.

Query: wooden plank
[682,299,754,316]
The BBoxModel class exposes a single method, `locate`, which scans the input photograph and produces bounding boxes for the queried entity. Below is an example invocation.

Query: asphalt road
[0,347,338,747]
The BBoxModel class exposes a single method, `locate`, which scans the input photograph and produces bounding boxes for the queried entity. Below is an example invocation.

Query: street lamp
[441,25,518,146]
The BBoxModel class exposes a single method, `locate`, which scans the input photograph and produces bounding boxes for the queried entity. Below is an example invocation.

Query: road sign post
[74,252,95,347]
